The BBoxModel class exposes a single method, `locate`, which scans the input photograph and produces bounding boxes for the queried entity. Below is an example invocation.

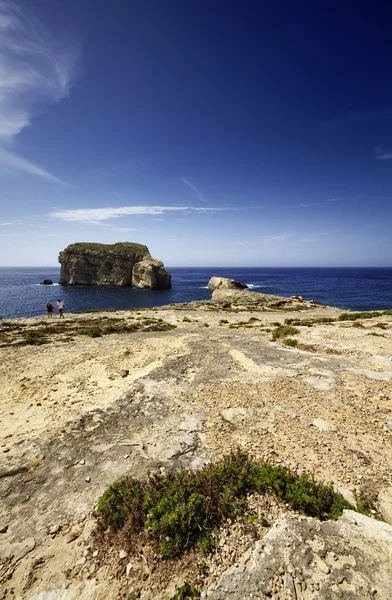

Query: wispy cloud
[0,0,79,184]
[112,227,140,232]
[324,108,392,128]
[0,219,22,226]
[181,178,208,204]
[374,145,392,160]
[49,205,224,223]
[286,198,340,208]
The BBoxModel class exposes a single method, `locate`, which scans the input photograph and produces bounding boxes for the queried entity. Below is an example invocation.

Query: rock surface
[205,511,392,599]
[1,299,392,598]
[58,242,171,288]
[41,280,53,285]
[208,277,248,291]
[132,257,172,289]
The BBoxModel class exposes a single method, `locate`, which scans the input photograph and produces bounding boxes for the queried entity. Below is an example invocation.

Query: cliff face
[58,242,171,288]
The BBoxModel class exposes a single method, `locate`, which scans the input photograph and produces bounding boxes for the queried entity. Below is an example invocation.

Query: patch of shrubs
[283,337,298,347]
[96,450,354,560]
[271,325,300,341]
[338,310,392,321]
[169,583,201,599]
[22,330,49,345]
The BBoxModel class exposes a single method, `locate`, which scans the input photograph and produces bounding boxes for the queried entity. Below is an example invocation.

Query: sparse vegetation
[352,321,365,328]
[283,337,298,347]
[338,310,392,321]
[22,330,49,345]
[96,450,354,560]
[271,325,300,341]
[169,583,201,599]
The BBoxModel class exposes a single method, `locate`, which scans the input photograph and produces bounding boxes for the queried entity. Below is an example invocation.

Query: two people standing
[46,299,65,319]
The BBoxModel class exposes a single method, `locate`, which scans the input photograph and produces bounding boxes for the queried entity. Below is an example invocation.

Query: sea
[0,267,391,320]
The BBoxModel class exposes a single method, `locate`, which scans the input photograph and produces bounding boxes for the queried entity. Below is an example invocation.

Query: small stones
[0,525,8,534]
[120,369,130,378]
[85,476,91,483]
[314,555,330,575]
[119,549,128,559]
[79,459,85,465]
[65,526,82,543]
[48,524,61,535]
[311,419,338,433]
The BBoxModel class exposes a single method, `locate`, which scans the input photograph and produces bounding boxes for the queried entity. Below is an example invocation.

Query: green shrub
[283,337,298,347]
[22,330,48,345]
[96,450,354,559]
[271,325,300,341]
[169,583,201,599]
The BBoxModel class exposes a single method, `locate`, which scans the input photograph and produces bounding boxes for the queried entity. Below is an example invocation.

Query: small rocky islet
[1,271,392,599]
[58,242,172,289]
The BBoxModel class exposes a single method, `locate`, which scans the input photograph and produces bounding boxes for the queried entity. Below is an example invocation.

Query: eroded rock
[205,511,392,599]
[208,277,248,291]
[58,242,171,288]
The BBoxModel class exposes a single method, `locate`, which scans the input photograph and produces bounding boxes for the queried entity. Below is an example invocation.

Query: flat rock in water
[208,276,248,291]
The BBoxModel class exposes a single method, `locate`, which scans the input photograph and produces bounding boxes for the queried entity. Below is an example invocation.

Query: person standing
[56,299,65,318]
[46,301,54,318]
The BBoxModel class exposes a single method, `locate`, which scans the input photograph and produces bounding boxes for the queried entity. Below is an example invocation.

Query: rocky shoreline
[1,285,392,599]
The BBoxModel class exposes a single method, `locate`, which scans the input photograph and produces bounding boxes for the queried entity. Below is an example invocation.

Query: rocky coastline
[1,283,392,599]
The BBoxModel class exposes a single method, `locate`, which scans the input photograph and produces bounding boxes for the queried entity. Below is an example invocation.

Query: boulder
[207,277,248,291]
[132,258,172,289]
[58,242,171,289]
[206,511,392,599]
[41,279,53,285]
[378,486,392,524]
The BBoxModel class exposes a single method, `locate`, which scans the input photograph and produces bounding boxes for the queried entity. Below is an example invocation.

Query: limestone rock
[0,537,35,562]
[205,511,392,599]
[132,258,172,289]
[378,486,392,524]
[58,242,171,289]
[208,277,248,291]
[41,279,53,285]
[311,418,338,433]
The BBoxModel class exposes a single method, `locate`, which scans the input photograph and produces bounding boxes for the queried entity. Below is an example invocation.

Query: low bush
[22,330,49,345]
[283,337,298,347]
[169,583,201,599]
[271,325,300,341]
[96,450,354,559]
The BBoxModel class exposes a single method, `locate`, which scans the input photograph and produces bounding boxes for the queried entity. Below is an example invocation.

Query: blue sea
[0,267,391,319]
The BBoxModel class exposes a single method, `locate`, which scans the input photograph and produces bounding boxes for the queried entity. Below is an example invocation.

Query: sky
[1,0,392,267]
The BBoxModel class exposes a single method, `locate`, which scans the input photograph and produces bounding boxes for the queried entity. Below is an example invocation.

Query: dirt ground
[1,299,392,599]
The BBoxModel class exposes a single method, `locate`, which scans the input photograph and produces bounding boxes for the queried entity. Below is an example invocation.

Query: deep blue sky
[1,0,392,266]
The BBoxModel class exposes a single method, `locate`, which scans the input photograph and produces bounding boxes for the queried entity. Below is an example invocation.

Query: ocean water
[0,267,391,319]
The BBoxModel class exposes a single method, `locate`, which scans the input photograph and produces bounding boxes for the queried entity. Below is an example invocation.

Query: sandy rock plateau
[0,286,392,599]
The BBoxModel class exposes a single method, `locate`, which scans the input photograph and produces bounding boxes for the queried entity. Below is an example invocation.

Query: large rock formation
[208,276,248,291]
[58,242,171,288]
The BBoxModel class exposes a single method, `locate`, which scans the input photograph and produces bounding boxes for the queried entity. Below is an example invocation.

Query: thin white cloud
[181,178,208,204]
[375,146,392,160]
[0,148,72,185]
[49,205,223,223]
[0,0,79,183]
[112,227,140,232]
[0,219,22,225]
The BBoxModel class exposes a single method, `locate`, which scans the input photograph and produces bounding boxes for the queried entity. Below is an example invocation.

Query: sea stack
[58,242,171,289]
